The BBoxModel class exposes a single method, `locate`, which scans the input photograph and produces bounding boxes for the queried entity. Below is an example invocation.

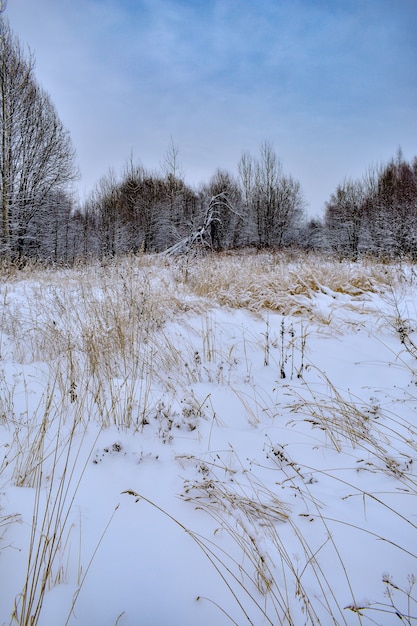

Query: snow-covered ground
[0,252,416,625]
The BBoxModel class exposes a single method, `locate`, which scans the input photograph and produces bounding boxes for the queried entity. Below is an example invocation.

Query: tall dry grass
[0,250,416,624]
[174,250,404,312]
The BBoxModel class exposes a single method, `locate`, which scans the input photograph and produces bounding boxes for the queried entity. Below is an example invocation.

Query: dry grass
[175,250,403,315]
[0,250,416,624]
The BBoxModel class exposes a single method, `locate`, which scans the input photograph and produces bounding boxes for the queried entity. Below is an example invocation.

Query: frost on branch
[161,193,241,256]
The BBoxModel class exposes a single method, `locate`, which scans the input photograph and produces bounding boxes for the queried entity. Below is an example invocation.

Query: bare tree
[238,151,255,209]
[238,142,305,247]
[324,179,367,259]
[88,168,122,256]
[325,151,417,260]
[0,17,77,258]
[254,141,281,246]
[276,175,305,245]
[160,139,191,246]
[161,136,183,182]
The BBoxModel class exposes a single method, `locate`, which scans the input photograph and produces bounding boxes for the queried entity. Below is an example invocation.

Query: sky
[5,0,417,215]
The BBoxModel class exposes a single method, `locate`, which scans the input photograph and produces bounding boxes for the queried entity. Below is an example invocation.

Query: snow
[0,254,416,625]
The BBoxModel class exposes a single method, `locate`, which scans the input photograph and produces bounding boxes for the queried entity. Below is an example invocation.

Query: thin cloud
[5,0,417,212]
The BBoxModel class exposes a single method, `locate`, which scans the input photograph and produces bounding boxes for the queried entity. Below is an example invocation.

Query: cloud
[5,0,417,212]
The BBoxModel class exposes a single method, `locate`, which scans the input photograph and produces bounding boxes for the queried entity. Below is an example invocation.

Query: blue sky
[5,0,417,215]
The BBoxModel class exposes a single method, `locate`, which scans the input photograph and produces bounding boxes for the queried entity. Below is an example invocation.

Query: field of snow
[0,251,416,625]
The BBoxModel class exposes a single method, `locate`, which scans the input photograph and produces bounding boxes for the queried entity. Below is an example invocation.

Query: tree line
[1,13,416,263]
[324,150,417,259]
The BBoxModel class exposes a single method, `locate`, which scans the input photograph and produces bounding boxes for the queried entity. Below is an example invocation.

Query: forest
[1,13,417,264]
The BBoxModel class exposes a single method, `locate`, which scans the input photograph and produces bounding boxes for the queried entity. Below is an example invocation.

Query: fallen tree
[161,193,241,256]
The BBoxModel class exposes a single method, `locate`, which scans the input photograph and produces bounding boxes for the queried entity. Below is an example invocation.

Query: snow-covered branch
[161,192,238,256]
